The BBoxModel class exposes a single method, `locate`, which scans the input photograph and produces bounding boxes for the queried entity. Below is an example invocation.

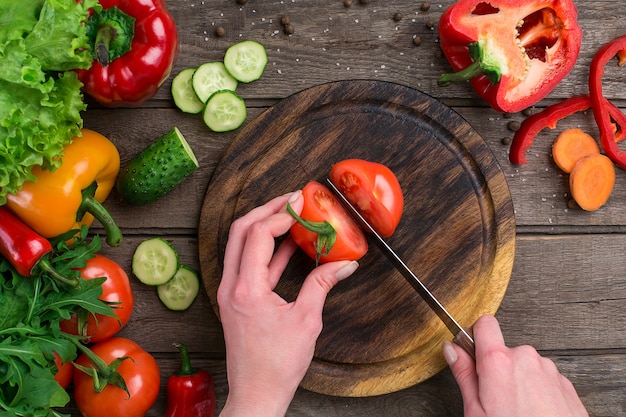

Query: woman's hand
[217,191,358,417]
[443,315,589,417]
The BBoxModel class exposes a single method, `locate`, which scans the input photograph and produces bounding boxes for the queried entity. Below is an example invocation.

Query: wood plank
[83,103,626,233]
[124,0,626,106]
[97,233,626,353]
[59,353,626,417]
[55,0,626,415]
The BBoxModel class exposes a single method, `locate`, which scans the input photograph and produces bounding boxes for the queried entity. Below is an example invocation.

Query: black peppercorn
[507,120,521,132]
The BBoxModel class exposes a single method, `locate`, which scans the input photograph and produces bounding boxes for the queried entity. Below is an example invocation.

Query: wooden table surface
[66,0,625,415]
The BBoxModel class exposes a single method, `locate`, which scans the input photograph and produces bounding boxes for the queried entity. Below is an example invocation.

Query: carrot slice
[552,128,600,173]
[569,154,615,211]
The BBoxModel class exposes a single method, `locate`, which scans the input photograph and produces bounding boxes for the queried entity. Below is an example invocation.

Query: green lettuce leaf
[0,0,99,205]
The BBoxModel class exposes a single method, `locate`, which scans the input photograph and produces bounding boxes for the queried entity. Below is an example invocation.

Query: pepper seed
[420,2,431,11]
[215,26,226,37]
[393,12,403,22]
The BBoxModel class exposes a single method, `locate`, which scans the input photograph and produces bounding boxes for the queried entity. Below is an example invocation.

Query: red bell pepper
[0,207,77,287]
[77,0,179,107]
[509,94,626,164]
[438,0,582,113]
[589,35,626,169]
[164,344,215,417]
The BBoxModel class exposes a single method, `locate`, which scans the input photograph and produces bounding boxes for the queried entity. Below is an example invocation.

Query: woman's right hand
[443,315,589,417]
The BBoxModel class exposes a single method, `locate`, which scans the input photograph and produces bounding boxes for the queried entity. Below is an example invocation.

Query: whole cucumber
[117,127,199,205]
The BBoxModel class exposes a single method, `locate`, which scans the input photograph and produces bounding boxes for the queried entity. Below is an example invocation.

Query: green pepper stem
[37,257,79,287]
[438,42,502,87]
[87,6,135,66]
[94,25,114,66]
[79,183,123,247]
[438,61,489,86]
[174,343,198,376]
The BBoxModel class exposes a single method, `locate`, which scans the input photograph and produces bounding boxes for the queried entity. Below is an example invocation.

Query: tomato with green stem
[288,181,368,264]
[60,254,134,343]
[73,337,160,417]
[330,159,404,238]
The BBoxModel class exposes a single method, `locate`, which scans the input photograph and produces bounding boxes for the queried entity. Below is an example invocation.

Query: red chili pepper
[0,207,77,286]
[165,344,215,417]
[438,0,582,113]
[589,35,626,169]
[77,0,179,107]
[509,95,626,164]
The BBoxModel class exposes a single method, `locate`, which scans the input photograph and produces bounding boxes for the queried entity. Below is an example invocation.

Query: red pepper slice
[77,0,179,107]
[438,0,582,113]
[0,207,77,286]
[509,94,626,164]
[589,35,626,169]
[165,343,216,417]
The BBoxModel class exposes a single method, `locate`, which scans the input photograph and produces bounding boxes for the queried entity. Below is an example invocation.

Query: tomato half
[290,181,368,263]
[73,337,160,417]
[60,254,134,343]
[330,159,404,238]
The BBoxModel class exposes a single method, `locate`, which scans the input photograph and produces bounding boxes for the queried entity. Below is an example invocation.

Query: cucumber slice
[192,62,238,103]
[132,238,179,286]
[116,127,199,205]
[203,90,247,132]
[224,40,268,83]
[172,68,205,114]
[157,265,200,311]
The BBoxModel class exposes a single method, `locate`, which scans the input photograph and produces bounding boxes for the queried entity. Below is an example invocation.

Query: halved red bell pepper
[77,0,179,107]
[438,0,582,113]
[589,35,626,169]
[509,94,626,165]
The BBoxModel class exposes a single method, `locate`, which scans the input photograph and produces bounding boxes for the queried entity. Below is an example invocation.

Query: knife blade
[326,178,475,359]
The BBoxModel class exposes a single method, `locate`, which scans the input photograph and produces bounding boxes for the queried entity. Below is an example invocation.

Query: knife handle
[453,327,475,360]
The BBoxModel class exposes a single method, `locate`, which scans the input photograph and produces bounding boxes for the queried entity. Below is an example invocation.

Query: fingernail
[442,341,458,366]
[336,261,359,281]
[288,190,302,203]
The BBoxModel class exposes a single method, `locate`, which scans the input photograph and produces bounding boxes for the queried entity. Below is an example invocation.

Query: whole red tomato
[73,337,160,417]
[60,254,134,343]
[290,181,368,263]
[53,351,73,389]
[330,159,404,238]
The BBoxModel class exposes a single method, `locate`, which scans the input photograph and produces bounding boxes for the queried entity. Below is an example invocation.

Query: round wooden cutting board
[198,80,516,397]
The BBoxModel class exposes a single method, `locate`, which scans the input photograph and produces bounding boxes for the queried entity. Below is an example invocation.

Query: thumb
[443,341,483,415]
[295,260,358,317]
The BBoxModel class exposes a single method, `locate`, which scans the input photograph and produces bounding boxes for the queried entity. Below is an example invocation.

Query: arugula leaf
[0,0,100,204]
[0,231,115,416]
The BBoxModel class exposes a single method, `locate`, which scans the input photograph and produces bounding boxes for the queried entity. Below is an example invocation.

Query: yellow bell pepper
[6,129,123,246]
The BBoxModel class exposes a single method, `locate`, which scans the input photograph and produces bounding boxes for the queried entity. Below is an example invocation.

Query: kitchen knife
[326,178,475,359]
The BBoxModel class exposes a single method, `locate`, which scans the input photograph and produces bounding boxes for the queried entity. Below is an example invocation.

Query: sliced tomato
[60,254,134,343]
[330,159,404,238]
[290,181,368,263]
